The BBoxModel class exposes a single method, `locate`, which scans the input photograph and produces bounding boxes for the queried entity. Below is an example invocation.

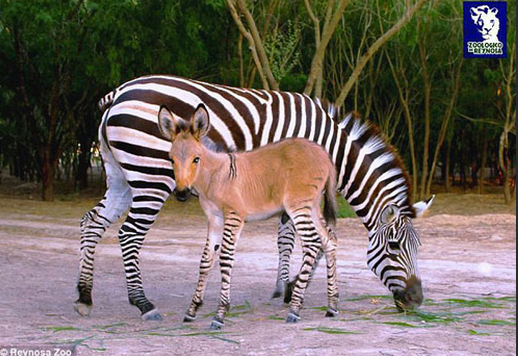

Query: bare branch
[335,0,429,107]
[236,0,279,90]
[304,0,351,96]
[226,0,269,89]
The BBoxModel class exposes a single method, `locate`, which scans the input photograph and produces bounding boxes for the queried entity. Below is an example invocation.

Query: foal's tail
[323,165,337,227]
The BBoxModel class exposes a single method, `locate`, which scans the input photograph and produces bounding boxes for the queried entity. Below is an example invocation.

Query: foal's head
[158,104,210,201]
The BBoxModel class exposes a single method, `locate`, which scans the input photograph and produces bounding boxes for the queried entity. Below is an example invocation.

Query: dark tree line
[0,0,515,203]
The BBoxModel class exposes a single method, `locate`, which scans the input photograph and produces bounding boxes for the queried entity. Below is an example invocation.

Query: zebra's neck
[333,112,415,229]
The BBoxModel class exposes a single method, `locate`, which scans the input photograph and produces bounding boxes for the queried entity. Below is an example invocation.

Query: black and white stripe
[76,75,423,319]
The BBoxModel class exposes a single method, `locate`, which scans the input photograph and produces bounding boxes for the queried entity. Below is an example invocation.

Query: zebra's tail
[98,89,117,113]
[323,165,337,228]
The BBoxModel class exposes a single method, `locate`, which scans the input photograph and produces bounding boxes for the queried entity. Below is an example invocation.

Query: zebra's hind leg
[272,213,296,299]
[284,206,322,323]
[119,191,167,321]
[75,164,132,317]
[317,223,339,317]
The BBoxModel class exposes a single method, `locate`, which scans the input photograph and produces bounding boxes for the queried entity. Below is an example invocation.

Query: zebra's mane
[317,100,416,218]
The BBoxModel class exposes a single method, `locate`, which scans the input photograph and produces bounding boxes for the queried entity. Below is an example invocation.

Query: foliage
[0,0,515,202]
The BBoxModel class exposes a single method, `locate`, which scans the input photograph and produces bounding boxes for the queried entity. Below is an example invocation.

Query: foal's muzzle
[393,276,423,311]
[173,188,191,202]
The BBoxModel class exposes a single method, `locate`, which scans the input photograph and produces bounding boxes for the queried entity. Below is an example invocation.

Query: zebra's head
[367,195,434,310]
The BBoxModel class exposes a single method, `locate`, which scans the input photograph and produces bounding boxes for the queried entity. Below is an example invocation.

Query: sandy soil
[0,196,515,356]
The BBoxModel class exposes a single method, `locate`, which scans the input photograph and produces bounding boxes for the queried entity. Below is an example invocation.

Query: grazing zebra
[75,74,433,321]
[158,104,338,328]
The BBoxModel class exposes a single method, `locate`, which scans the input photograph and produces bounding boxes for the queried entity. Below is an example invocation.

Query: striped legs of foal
[210,212,244,330]
[184,217,224,322]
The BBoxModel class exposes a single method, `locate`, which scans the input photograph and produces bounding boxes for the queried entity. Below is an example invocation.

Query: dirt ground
[0,188,515,356]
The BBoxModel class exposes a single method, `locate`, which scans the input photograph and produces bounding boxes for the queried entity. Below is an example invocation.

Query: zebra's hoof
[209,317,224,330]
[141,308,163,321]
[286,312,300,323]
[74,302,92,317]
[183,314,196,323]
[325,308,339,317]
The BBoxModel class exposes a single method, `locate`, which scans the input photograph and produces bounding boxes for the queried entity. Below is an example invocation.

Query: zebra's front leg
[184,216,223,322]
[209,212,244,330]
[273,213,296,299]
[284,207,322,323]
[119,199,164,321]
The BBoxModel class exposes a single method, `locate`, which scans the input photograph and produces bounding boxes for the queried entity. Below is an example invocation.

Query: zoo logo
[463,1,507,58]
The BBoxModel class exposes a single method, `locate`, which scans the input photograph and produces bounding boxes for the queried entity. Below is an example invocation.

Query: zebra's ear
[380,205,400,225]
[191,104,210,140]
[158,106,178,141]
[413,195,435,218]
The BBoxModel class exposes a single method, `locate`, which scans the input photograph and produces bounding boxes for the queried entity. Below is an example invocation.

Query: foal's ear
[158,106,182,141]
[191,104,210,139]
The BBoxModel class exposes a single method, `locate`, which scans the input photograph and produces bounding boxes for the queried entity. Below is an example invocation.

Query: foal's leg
[184,215,224,322]
[210,211,244,330]
[284,205,322,323]
[273,213,296,299]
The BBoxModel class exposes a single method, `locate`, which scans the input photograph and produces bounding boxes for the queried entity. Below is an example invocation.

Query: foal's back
[222,138,335,214]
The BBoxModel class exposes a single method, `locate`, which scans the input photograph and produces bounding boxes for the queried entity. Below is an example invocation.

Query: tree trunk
[304,0,349,96]
[478,137,488,194]
[385,50,418,197]
[445,139,452,192]
[499,130,512,204]
[76,141,91,190]
[41,152,55,201]
[425,58,464,197]
[418,40,430,200]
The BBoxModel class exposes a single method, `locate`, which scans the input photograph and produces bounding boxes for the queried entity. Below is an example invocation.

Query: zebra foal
[158,104,339,329]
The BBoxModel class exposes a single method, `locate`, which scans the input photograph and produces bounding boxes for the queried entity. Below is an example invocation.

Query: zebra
[75,74,434,321]
[158,104,338,327]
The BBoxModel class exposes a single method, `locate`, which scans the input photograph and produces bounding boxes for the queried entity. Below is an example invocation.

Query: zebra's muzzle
[393,276,423,311]
[173,188,191,202]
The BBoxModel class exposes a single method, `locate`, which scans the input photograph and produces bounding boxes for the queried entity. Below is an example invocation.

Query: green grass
[343,294,392,302]
[380,321,427,328]
[44,326,83,333]
[467,329,491,336]
[401,310,462,324]
[336,196,356,218]
[303,326,362,335]
[267,315,285,321]
[478,319,516,326]
[444,298,507,309]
